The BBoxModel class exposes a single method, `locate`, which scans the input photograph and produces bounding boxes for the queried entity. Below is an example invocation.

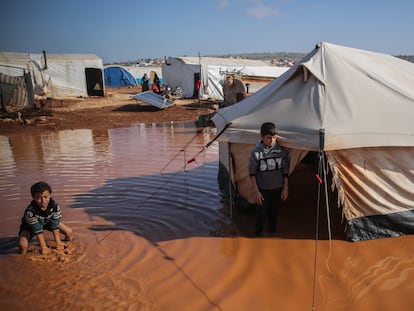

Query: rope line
[160,129,203,174]
[311,151,334,311]
[97,123,230,245]
[311,152,323,311]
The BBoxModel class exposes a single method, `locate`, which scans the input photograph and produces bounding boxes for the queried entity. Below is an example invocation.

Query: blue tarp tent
[104,66,137,88]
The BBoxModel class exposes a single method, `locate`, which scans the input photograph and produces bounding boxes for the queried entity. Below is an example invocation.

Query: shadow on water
[68,159,346,244]
[0,237,18,255]
[221,163,347,241]
[0,164,346,256]
[69,162,230,244]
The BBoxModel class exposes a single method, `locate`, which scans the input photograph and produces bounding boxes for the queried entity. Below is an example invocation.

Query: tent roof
[212,42,414,151]
[0,52,103,75]
[0,52,101,62]
[166,56,288,78]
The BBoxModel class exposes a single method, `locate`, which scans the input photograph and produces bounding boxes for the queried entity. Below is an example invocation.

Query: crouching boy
[19,181,73,254]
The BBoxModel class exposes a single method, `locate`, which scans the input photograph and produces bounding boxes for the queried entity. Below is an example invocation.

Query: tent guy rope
[311,129,334,311]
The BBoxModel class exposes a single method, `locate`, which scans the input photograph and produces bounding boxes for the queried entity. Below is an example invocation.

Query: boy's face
[262,134,277,148]
[33,190,51,210]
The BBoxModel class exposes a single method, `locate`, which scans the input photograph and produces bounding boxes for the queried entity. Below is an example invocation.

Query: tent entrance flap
[85,68,104,96]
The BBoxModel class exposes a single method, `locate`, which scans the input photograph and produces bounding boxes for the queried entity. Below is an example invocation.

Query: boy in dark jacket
[249,122,289,236]
[18,181,73,254]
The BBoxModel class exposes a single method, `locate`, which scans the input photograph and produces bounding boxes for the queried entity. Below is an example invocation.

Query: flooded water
[0,123,413,311]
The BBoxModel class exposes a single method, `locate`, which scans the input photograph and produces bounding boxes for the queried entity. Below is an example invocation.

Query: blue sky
[1,0,413,63]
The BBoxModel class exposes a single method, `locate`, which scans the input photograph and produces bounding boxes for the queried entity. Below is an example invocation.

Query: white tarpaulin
[0,52,104,99]
[162,56,288,100]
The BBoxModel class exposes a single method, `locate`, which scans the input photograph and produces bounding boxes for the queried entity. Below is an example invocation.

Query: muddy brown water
[0,123,413,311]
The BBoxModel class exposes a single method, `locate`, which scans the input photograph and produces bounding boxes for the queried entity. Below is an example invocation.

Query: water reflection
[0,123,223,240]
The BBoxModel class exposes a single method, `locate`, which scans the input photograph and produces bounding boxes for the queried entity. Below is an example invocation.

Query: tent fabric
[346,209,414,242]
[328,148,414,219]
[327,147,414,241]
[0,72,31,111]
[0,52,104,99]
[162,56,288,100]
[162,58,200,98]
[104,66,137,88]
[213,42,414,151]
[212,42,414,241]
[124,66,163,85]
[46,54,103,97]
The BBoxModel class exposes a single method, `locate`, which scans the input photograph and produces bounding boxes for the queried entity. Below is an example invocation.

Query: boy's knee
[59,223,74,241]
[19,238,28,254]
[65,227,74,241]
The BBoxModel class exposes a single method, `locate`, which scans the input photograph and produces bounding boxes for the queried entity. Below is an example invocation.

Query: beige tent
[212,42,414,241]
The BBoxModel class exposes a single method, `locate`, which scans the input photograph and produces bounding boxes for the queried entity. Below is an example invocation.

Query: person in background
[249,122,289,237]
[222,74,246,107]
[153,73,161,94]
[141,73,149,92]
[18,181,73,254]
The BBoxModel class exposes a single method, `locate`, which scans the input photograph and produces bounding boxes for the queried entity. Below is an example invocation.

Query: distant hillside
[208,52,414,64]
[109,52,414,67]
[205,52,306,66]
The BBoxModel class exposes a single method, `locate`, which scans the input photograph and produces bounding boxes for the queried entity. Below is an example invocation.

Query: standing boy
[18,181,73,254]
[249,122,289,236]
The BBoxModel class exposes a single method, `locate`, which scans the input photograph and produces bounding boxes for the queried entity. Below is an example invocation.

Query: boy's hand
[255,191,264,206]
[281,189,288,201]
[56,242,64,253]
[281,180,289,201]
[41,246,50,255]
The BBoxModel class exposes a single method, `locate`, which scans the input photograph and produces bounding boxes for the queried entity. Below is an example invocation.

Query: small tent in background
[162,56,289,100]
[104,65,137,88]
[0,52,105,100]
[212,42,414,242]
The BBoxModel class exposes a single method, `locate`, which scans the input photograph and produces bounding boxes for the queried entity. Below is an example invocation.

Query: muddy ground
[0,87,216,135]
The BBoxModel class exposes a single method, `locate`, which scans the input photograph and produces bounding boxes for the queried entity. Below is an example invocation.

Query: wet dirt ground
[0,86,214,134]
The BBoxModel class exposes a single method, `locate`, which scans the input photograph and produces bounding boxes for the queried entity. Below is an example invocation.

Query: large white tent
[212,42,414,241]
[162,56,288,100]
[0,52,104,99]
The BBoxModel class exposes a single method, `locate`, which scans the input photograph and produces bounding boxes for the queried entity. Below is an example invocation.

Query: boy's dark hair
[31,181,52,198]
[260,122,277,136]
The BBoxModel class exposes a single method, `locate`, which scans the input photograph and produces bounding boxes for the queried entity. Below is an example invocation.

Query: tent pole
[228,144,233,219]
[319,128,325,153]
